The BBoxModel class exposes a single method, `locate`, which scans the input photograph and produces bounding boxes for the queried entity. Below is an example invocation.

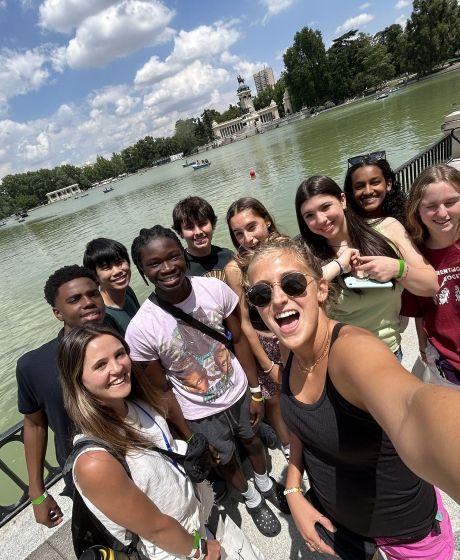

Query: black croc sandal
[258,477,291,514]
[246,498,281,537]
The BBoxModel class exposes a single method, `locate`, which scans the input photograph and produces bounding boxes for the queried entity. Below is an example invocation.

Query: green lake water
[1,69,460,502]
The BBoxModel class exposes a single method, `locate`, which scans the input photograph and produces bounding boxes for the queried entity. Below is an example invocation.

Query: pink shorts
[375,488,454,560]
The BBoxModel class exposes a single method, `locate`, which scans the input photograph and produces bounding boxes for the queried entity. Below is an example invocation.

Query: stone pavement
[1,319,459,560]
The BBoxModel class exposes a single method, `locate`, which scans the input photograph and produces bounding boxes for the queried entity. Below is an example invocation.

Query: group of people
[16,155,460,560]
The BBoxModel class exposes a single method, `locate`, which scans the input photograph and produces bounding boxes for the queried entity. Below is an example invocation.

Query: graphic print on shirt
[434,265,460,306]
[162,306,234,402]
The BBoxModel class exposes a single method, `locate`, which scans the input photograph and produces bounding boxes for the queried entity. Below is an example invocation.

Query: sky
[0,0,413,178]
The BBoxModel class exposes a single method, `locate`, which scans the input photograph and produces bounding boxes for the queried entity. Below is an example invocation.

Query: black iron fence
[394,130,455,192]
[0,420,61,528]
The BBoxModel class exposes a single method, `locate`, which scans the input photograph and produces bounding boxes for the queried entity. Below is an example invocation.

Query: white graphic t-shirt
[126,276,248,420]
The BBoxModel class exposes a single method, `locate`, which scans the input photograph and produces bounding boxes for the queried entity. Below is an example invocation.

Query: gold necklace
[296,329,330,375]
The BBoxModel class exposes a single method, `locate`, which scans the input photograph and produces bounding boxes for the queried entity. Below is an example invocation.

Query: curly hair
[131,225,189,285]
[226,197,279,249]
[172,196,217,234]
[344,159,407,224]
[44,265,98,306]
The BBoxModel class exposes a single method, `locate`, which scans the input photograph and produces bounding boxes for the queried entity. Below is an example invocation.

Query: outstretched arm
[24,410,63,527]
[332,330,460,502]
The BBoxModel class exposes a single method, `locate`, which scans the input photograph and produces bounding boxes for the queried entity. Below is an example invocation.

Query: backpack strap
[148,291,231,348]
[65,437,140,552]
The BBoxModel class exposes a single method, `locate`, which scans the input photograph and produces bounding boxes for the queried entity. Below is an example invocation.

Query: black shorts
[187,389,255,465]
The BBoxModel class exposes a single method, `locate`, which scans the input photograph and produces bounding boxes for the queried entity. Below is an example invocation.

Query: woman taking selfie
[225,197,290,458]
[58,324,219,560]
[402,164,460,387]
[295,176,438,357]
[239,235,458,560]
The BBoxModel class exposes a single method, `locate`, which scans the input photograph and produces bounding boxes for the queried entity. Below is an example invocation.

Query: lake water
[1,69,460,437]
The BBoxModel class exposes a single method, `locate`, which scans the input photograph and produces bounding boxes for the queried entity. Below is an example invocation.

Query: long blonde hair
[58,324,166,456]
[406,164,460,244]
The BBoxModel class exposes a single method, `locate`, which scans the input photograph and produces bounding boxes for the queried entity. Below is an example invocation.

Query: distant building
[46,183,81,203]
[253,67,275,95]
[212,76,279,142]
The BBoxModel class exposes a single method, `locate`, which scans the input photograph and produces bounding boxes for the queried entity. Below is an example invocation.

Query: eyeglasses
[246,272,313,308]
[347,150,386,168]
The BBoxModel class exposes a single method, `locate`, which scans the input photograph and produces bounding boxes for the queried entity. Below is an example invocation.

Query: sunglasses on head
[347,150,386,168]
[246,272,313,308]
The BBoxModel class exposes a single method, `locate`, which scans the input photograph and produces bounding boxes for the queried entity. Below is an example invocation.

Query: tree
[218,105,241,122]
[253,86,275,111]
[283,27,330,110]
[405,0,460,74]
[374,24,406,75]
[201,109,220,142]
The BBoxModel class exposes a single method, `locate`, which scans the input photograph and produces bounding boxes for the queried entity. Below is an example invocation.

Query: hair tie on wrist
[332,259,344,275]
[262,361,275,374]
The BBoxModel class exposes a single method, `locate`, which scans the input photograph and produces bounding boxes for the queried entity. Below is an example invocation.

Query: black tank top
[281,323,436,541]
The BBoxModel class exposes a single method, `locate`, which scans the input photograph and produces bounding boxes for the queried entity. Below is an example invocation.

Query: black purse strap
[65,437,140,552]
[148,291,230,348]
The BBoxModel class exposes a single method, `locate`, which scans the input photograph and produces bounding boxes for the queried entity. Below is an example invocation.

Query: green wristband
[186,433,194,444]
[396,259,406,280]
[31,491,49,505]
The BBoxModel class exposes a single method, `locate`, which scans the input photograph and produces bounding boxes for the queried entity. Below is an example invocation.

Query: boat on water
[192,161,211,170]
[376,92,389,100]
[182,159,195,168]
[103,186,114,193]
[80,193,89,197]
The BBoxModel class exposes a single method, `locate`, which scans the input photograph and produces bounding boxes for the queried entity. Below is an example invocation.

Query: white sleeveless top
[72,400,214,559]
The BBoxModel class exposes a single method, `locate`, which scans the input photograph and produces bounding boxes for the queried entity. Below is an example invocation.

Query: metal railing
[0,420,62,528]
[394,131,454,192]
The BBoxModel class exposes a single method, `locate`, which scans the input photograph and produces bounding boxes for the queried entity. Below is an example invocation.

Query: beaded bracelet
[283,487,303,496]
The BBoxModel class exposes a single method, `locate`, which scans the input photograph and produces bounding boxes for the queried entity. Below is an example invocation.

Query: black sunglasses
[246,272,313,308]
[347,150,386,168]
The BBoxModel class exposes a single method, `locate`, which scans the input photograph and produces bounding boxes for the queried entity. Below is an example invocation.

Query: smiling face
[96,259,131,293]
[53,277,105,331]
[229,209,271,249]
[139,236,188,297]
[418,181,460,240]
[247,251,328,351]
[350,165,392,217]
[81,334,132,409]
[300,194,347,241]
[180,219,214,256]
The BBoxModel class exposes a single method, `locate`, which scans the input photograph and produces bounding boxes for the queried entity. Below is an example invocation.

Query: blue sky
[0,0,412,177]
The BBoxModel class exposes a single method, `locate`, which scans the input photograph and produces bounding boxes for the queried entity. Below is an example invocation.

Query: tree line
[283,0,460,111]
[1,0,459,219]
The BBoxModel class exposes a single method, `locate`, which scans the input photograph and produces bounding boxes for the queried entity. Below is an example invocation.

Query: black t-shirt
[16,330,73,470]
[186,245,234,283]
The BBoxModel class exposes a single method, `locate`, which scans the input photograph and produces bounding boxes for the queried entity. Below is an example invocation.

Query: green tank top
[329,221,403,353]
[330,280,403,352]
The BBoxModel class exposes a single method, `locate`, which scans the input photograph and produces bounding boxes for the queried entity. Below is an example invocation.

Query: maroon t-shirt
[400,243,460,371]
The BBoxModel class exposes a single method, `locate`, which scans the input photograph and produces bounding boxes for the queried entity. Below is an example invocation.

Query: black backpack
[64,438,146,560]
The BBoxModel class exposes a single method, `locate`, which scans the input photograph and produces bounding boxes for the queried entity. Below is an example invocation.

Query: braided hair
[131,225,189,285]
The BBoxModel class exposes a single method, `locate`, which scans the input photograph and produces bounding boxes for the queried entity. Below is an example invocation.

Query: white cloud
[135,21,240,86]
[39,0,117,33]
[395,0,410,8]
[395,13,408,26]
[65,1,175,69]
[143,60,230,116]
[90,85,141,115]
[335,13,374,34]
[359,2,371,8]
[0,48,54,116]
[260,0,293,21]
[0,1,6,10]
